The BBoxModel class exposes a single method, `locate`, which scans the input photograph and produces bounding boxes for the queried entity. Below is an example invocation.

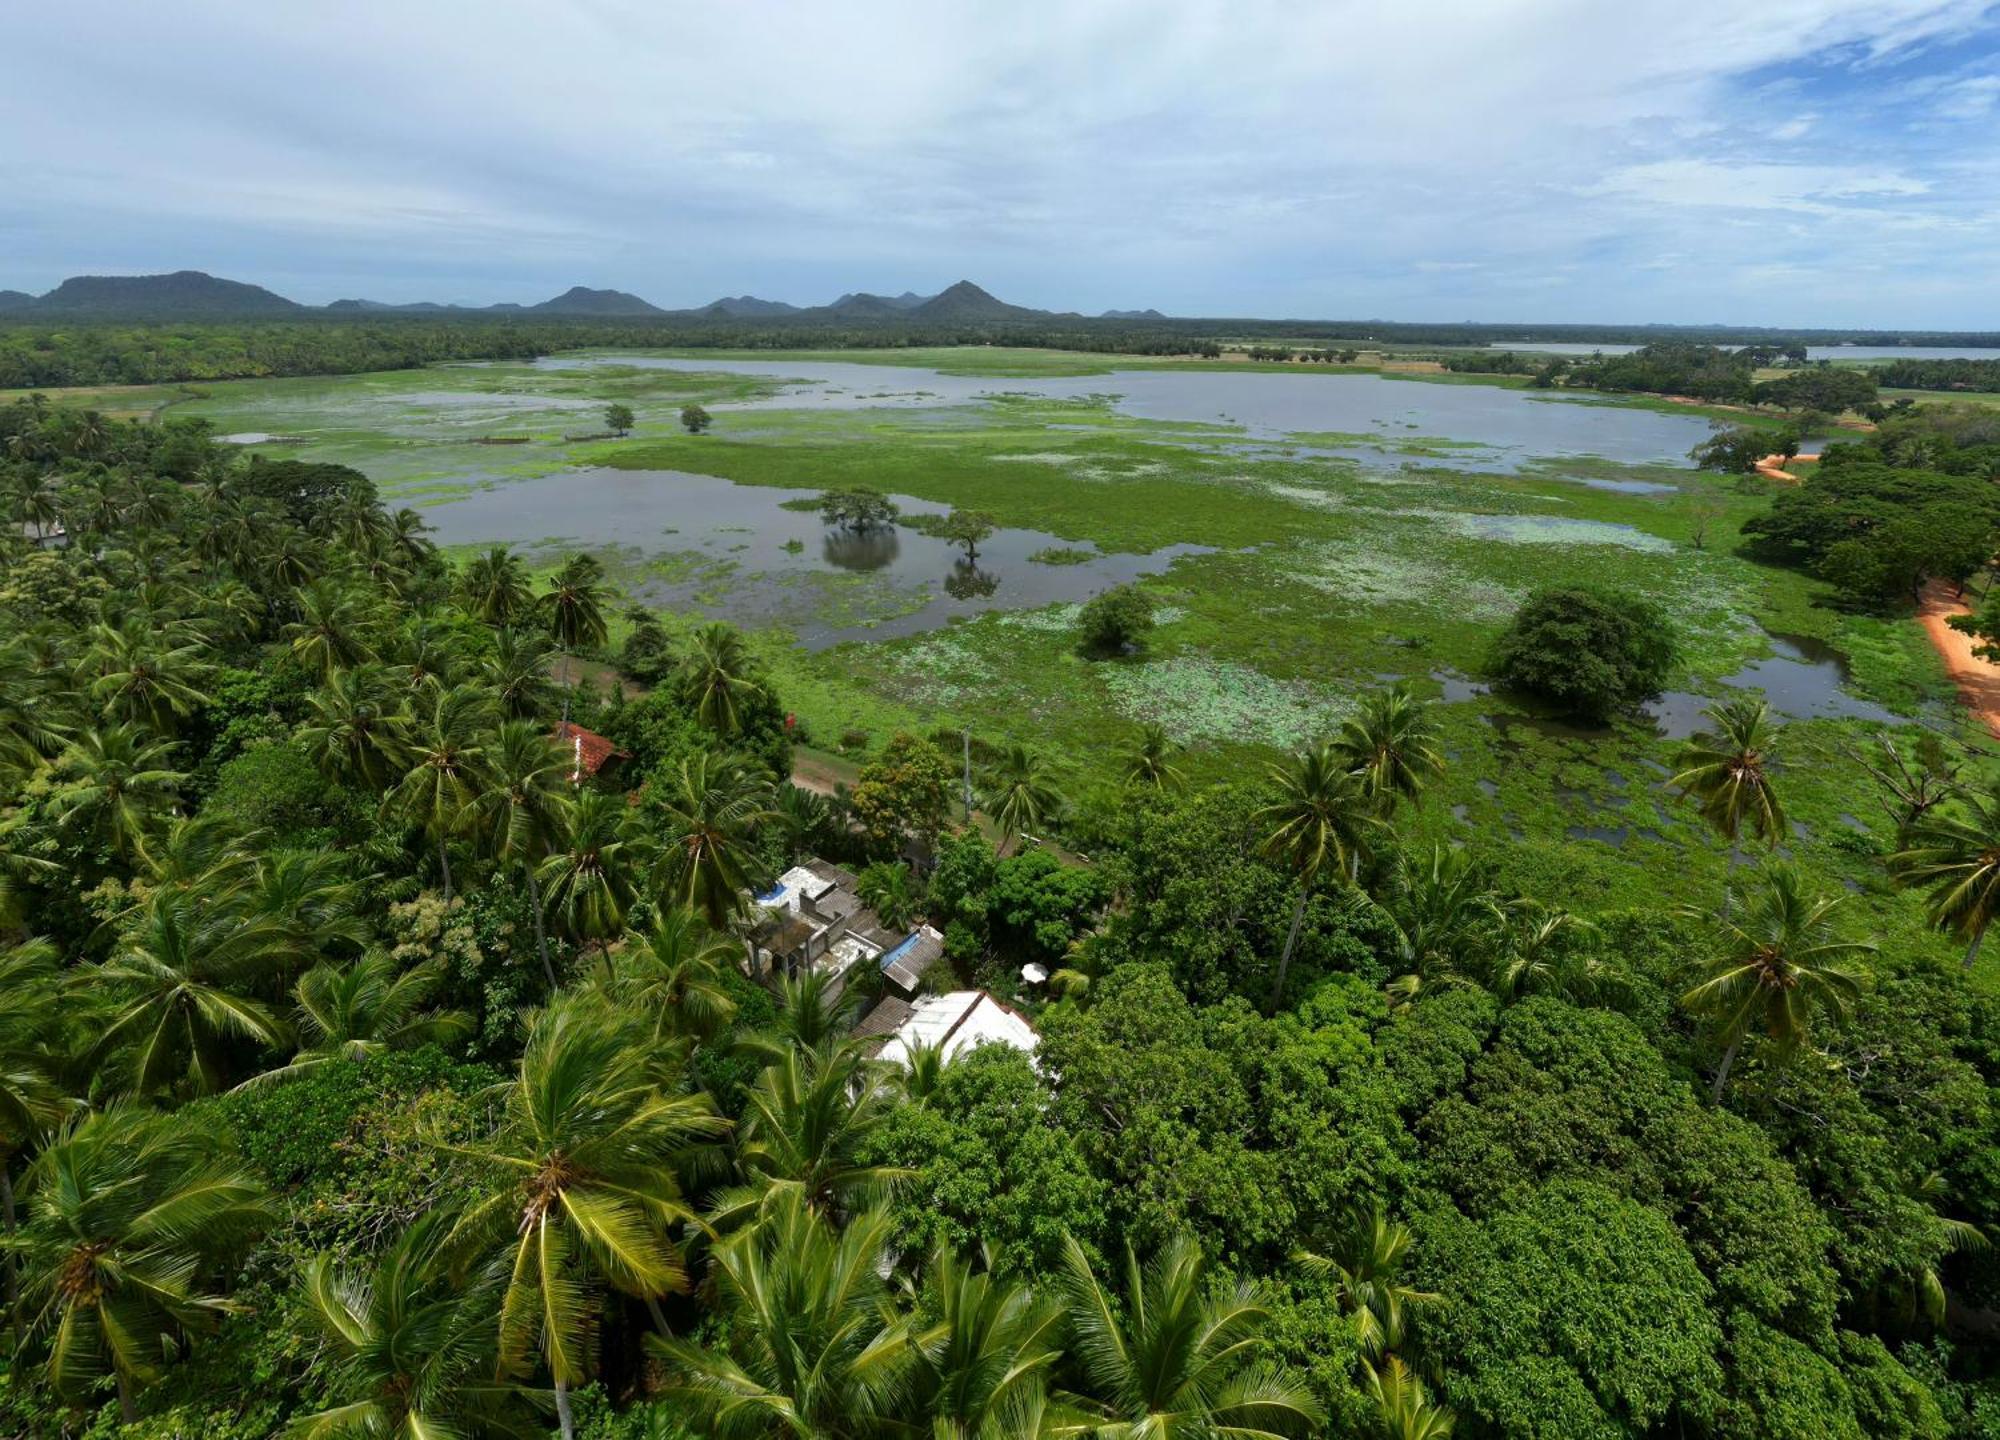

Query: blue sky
[4,1,1998,325]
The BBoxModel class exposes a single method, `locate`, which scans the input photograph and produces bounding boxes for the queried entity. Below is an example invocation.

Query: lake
[423,466,1213,649]
[531,354,1715,469]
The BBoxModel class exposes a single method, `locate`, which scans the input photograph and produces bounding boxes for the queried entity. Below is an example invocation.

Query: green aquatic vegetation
[1098,654,1352,748]
[1028,546,1096,565]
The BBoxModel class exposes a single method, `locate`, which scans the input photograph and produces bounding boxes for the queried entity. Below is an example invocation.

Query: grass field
[103,348,1997,979]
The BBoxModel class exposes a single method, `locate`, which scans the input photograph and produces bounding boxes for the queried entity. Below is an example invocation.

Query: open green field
[161,348,1987,976]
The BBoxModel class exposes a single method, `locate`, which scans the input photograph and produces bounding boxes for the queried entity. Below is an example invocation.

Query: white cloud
[0,0,1996,322]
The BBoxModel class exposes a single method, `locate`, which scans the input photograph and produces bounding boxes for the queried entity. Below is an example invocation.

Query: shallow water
[1646,633,1902,738]
[422,467,1213,649]
[534,354,1715,470]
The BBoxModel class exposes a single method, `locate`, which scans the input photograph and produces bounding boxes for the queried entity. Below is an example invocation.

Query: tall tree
[470,719,571,987]
[979,744,1064,854]
[651,752,780,929]
[1891,778,2000,970]
[297,663,410,793]
[239,953,471,1089]
[655,1192,913,1439]
[448,998,726,1440]
[1118,723,1185,792]
[1254,743,1375,1010]
[11,1106,273,1422]
[1293,1206,1439,1359]
[537,555,609,722]
[1334,683,1445,815]
[1669,697,1786,906]
[537,787,646,979]
[291,1211,540,1440]
[457,545,533,628]
[90,886,293,1097]
[385,684,494,899]
[45,723,187,865]
[677,622,766,735]
[1680,864,1871,1100]
[0,938,68,1352]
[1055,1233,1322,1439]
[282,578,380,678]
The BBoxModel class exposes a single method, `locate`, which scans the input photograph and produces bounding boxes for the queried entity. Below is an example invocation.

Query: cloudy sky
[5,1,1999,325]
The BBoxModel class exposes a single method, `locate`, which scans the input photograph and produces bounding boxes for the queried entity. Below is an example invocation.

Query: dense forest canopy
[3,311,1997,390]
[0,389,1995,1440]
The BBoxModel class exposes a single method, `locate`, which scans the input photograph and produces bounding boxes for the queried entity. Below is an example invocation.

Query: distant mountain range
[0,270,1106,324]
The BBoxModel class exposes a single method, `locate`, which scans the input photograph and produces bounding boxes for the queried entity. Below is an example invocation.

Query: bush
[1077,583,1157,656]
[1490,585,1679,723]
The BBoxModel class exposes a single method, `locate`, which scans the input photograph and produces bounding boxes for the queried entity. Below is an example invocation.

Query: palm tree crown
[1891,779,2000,971]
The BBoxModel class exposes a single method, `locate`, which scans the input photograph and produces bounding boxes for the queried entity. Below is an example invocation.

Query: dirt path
[1918,581,2000,739]
[1753,452,1819,483]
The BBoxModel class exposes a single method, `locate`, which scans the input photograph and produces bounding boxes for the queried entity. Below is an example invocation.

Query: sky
[4,1,2000,326]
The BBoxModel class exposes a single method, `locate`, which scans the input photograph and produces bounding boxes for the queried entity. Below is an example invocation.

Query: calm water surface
[533,354,1715,469]
[423,466,1212,649]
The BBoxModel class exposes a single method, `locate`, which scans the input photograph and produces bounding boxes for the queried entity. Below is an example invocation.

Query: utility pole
[962,728,973,818]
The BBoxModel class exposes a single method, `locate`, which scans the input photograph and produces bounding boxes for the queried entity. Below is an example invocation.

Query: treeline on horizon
[5,311,2000,391]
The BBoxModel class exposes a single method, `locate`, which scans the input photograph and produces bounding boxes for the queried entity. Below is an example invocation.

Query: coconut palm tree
[1891,779,2000,971]
[602,907,741,1045]
[0,938,68,1351]
[386,507,437,568]
[1055,1233,1322,1439]
[538,555,609,721]
[1680,863,1872,1101]
[724,1044,910,1222]
[83,622,215,733]
[385,683,494,899]
[1293,1206,1439,1360]
[282,577,381,678]
[538,787,646,978]
[447,997,727,1440]
[1489,905,1619,1005]
[392,611,470,694]
[651,752,780,930]
[297,663,411,793]
[1378,844,1508,987]
[654,1191,914,1439]
[979,745,1064,854]
[239,953,471,1090]
[910,1246,1067,1439]
[1118,723,1185,792]
[289,1210,542,1440]
[245,849,373,963]
[1668,697,1786,903]
[1255,742,1377,1011]
[482,628,560,720]
[677,622,766,735]
[1335,683,1446,816]
[456,545,533,628]
[9,470,61,541]
[11,1106,274,1422]
[855,860,920,932]
[45,723,187,864]
[89,886,294,1096]
[1365,1355,1456,1440]
[469,719,570,987]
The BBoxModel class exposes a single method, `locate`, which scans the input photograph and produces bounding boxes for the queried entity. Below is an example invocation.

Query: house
[747,858,946,1005]
[868,989,1038,1068]
[551,721,629,783]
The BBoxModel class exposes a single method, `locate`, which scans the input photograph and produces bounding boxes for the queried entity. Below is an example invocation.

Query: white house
[871,989,1037,1069]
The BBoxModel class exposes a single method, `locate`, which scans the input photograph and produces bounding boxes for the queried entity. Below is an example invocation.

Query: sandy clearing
[1918,580,2000,739]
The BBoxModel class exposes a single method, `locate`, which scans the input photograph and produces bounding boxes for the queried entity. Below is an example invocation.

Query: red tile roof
[552,721,629,780]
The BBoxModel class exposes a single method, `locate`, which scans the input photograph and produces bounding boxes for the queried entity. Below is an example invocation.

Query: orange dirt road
[1918,581,2000,739]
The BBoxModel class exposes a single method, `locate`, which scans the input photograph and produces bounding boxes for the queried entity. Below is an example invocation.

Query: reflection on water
[534,354,1716,470]
[421,466,1213,649]
[943,563,1001,600]
[822,527,899,572]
